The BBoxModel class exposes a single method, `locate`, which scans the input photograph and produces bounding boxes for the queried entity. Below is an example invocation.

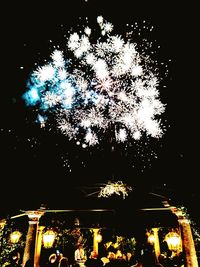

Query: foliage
[117,235,137,253]
[42,223,93,255]
[0,219,26,266]
[105,235,137,254]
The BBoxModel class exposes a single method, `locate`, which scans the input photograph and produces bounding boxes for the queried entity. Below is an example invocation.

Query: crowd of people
[40,244,185,267]
[44,248,139,267]
[9,242,184,267]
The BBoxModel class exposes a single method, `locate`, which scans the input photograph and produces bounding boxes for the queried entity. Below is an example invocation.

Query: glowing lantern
[10,231,22,243]
[43,230,56,248]
[165,232,181,251]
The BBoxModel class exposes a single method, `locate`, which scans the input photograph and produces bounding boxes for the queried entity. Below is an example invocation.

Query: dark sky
[0,1,198,219]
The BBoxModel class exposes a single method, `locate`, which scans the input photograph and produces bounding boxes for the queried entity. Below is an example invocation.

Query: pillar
[34,225,45,267]
[152,228,160,263]
[22,211,44,267]
[172,208,199,267]
[93,228,99,255]
[179,218,199,267]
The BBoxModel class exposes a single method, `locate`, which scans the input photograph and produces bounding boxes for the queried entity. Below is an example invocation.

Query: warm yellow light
[10,231,22,243]
[0,219,6,230]
[165,232,181,251]
[43,230,56,248]
[113,242,118,249]
[116,249,122,258]
[96,233,102,243]
[148,234,156,244]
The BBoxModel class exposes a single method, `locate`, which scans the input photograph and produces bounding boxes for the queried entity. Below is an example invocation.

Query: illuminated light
[0,219,6,230]
[165,232,181,251]
[95,233,102,243]
[93,229,102,255]
[43,230,56,248]
[98,181,132,199]
[10,231,22,243]
[147,233,156,244]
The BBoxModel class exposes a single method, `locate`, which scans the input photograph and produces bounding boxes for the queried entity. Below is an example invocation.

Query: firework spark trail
[23,16,166,148]
[98,181,133,199]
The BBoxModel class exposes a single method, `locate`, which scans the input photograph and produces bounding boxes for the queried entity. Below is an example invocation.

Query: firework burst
[98,181,133,199]
[23,16,166,148]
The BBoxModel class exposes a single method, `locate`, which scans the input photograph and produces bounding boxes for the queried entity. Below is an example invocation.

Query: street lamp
[43,229,56,248]
[165,231,181,251]
[10,231,22,243]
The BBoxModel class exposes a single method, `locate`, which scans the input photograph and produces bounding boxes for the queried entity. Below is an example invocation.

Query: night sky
[0,1,198,222]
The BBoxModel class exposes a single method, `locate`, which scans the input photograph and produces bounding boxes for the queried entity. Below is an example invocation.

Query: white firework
[23,16,167,148]
[98,181,133,199]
